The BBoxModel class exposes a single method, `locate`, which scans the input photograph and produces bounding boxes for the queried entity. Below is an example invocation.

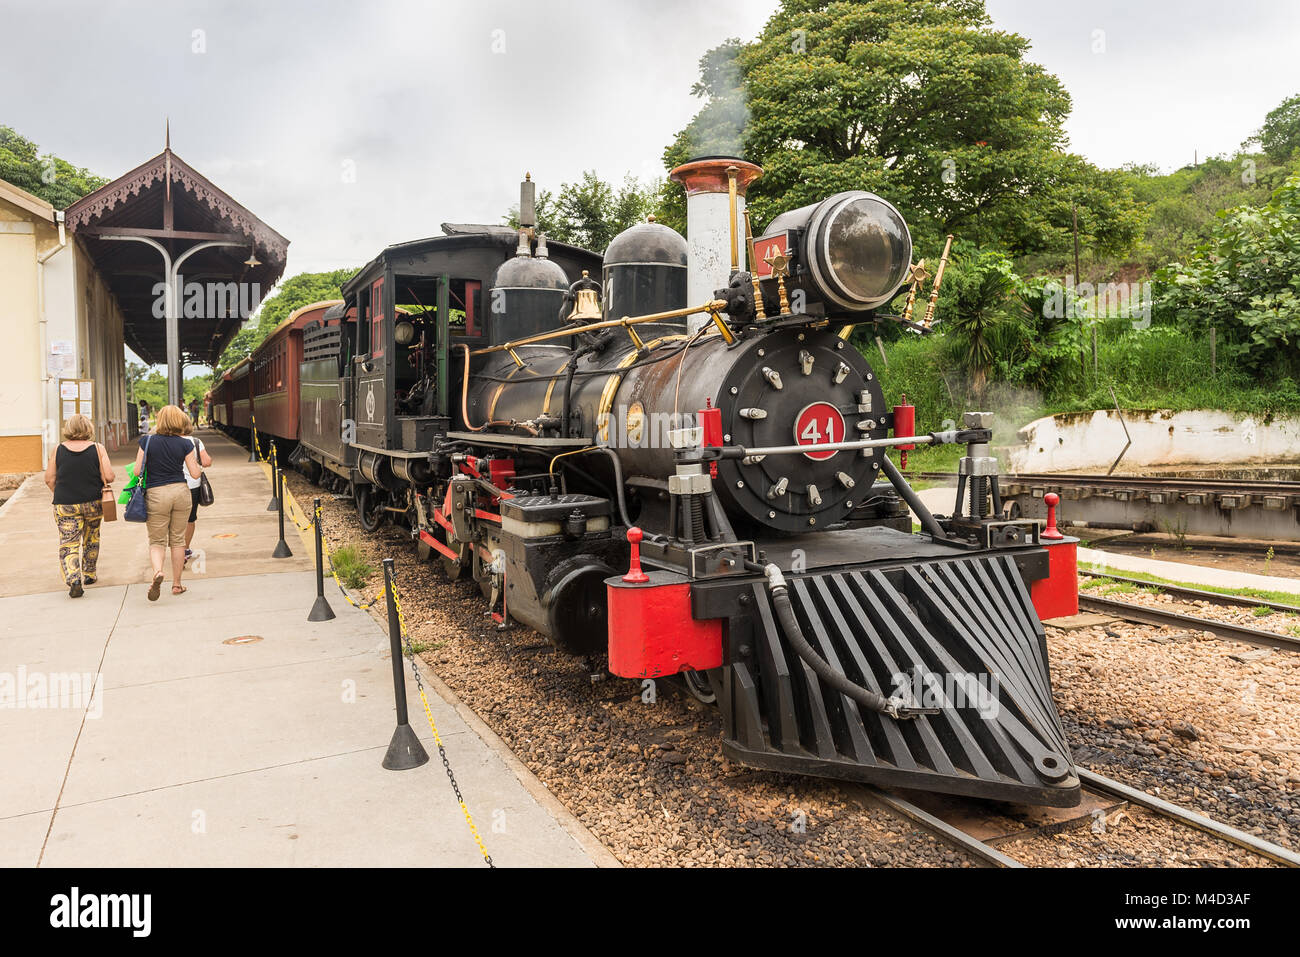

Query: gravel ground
[1047,607,1300,852]
[290,473,964,867]
[998,804,1279,868]
[284,471,1298,866]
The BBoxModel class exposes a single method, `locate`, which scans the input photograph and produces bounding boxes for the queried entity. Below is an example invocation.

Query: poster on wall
[60,381,79,400]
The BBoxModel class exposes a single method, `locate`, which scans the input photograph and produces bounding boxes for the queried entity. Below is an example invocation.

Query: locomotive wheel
[440,531,470,581]
[681,670,718,705]
[355,485,384,532]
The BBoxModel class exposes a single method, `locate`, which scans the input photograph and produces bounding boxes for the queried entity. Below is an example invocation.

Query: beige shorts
[145,483,191,548]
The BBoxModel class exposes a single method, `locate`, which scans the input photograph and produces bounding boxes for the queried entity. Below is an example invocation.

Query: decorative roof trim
[64,149,289,261]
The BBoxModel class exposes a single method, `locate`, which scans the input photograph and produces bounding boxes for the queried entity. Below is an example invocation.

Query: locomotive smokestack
[669,157,762,331]
[519,172,536,230]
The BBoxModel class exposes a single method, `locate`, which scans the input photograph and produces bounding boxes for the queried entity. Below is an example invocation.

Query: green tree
[504,171,660,252]
[183,372,213,405]
[125,361,148,404]
[662,0,1144,257]
[1155,170,1300,375]
[1248,93,1300,163]
[215,268,358,373]
[0,126,107,208]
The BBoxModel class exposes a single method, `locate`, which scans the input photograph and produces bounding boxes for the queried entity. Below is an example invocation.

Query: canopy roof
[65,146,288,367]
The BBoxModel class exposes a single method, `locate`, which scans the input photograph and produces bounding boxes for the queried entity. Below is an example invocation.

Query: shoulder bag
[124,434,151,523]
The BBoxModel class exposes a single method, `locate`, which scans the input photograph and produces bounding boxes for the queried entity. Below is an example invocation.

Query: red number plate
[794,402,845,461]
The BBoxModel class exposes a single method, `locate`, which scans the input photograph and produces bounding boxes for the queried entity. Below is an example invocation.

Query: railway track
[1080,570,1300,614]
[918,471,1300,496]
[859,774,1300,868]
[1076,594,1300,653]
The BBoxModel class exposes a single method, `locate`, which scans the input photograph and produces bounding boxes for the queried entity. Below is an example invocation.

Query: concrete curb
[0,472,41,521]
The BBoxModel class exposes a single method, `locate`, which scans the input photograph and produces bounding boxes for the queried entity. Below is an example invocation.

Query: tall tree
[505,171,660,252]
[1248,93,1300,163]
[662,0,1144,257]
[0,126,107,208]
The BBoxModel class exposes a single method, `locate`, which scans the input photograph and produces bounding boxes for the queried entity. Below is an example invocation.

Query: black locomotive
[287,160,1082,807]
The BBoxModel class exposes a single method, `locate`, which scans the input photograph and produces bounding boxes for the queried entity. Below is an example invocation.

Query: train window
[464,280,481,337]
[371,278,385,359]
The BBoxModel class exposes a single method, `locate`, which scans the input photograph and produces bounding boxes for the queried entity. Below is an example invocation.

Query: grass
[1078,560,1300,607]
[874,323,1300,441]
[330,544,375,590]
[407,638,445,655]
[1251,606,1274,618]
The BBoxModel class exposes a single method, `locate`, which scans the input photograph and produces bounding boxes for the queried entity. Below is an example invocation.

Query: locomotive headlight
[762,190,912,312]
[806,191,912,311]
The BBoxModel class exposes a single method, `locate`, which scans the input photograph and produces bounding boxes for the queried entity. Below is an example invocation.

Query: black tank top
[53,444,103,505]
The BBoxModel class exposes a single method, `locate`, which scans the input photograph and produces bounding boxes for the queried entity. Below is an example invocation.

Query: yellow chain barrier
[391,581,494,868]
[276,474,492,865]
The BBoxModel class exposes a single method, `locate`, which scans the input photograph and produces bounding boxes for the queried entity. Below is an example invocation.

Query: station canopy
[65,145,288,367]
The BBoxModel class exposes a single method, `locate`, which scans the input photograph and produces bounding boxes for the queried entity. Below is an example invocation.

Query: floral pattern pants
[54,500,103,586]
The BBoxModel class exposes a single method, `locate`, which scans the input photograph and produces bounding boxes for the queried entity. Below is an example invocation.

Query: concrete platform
[0,431,612,868]
[0,429,310,597]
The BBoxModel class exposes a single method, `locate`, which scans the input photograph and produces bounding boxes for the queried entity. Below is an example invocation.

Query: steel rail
[1077,594,1300,653]
[860,786,1025,868]
[1078,770,1300,867]
[918,471,1300,495]
[1080,570,1300,615]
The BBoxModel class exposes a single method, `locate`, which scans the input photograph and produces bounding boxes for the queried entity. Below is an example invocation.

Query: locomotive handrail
[468,299,730,357]
[720,429,967,459]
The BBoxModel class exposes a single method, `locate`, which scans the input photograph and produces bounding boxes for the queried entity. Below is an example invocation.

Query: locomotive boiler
[291,159,1083,807]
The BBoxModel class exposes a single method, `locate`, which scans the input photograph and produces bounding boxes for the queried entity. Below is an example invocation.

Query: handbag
[198,472,214,507]
[97,444,117,522]
[197,440,214,507]
[124,434,150,523]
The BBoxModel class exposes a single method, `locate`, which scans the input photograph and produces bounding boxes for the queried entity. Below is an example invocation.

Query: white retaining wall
[1007,409,1300,472]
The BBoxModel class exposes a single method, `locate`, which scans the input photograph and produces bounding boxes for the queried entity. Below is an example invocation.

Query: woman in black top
[135,405,202,601]
[44,414,115,598]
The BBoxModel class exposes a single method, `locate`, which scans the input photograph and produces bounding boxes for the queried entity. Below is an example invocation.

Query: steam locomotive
[214,158,1082,807]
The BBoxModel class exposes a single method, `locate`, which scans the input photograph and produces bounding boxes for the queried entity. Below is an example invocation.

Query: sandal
[148,574,164,602]
[172,585,187,595]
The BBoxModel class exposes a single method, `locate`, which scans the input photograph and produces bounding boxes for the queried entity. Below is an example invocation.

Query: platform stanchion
[307,498,336,621]
[271,469,293,559]
[248,420,260,463]
[266,445,280,511]
[381,558,429,771]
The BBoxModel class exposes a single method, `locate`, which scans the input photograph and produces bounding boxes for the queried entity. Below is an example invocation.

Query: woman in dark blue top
[134,405,201,601]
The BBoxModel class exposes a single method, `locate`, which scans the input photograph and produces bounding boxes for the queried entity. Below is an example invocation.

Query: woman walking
[134,405,202,601]
[181,418,213,562]
[44,414,115,598]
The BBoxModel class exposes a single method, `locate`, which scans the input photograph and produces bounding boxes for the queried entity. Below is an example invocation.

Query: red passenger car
[249,300,343,445]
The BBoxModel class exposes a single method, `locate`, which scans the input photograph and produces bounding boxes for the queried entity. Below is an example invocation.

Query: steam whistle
[922,234,954,329]
[743,209,766,320]
[901,260,930,324]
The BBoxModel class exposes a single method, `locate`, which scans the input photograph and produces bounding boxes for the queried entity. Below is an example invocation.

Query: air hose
[762,564,938,721]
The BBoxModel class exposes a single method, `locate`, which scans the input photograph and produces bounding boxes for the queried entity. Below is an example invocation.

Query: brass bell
[566,270,603,323]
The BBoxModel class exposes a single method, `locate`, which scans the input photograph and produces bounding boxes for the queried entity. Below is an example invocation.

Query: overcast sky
[3,0,1298,283]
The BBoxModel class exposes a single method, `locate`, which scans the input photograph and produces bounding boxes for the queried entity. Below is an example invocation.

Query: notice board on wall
[58,378,94,423]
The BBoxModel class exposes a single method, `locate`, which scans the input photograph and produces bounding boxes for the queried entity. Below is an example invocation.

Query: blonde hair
[154,405,191,436]
[62,414,94,441]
